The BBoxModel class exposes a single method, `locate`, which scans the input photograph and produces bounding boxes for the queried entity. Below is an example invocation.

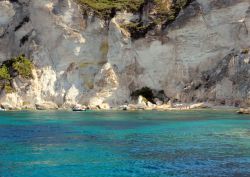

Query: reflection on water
[0,111,250,177]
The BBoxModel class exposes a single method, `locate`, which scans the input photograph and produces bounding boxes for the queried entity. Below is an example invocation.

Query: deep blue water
[0,110,250,177]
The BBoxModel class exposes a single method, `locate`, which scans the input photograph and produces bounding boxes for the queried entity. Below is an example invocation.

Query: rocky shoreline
[237,108,250,114]
[0,94,247,113]
[0,101,240,112]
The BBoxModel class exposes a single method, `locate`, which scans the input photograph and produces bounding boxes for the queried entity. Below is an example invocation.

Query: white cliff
[0,0,249,109]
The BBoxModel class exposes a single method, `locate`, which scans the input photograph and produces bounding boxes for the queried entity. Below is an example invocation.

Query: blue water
[0,111,250,177]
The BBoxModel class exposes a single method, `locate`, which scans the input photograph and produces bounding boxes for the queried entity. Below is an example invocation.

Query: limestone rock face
[138,95,147,106]
[0,0,249,109]
[0,1,15,26]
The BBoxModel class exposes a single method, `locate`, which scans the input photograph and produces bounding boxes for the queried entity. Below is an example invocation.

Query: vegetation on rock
[0,54,33,93]
[76,0,192,39]
[241,48,249,54]
[76,0,144,19]
[0,65,11,81]
[12,54,33,79]
[121,22,155,39]
[0,65,13,93]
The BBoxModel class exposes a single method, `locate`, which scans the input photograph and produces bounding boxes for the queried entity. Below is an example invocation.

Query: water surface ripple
[0,111,250,177]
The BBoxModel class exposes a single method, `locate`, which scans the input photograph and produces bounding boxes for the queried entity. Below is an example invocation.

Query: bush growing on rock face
[0,54,33,93]
[241,48,249,54]
[0,65,13,93]
[4,83,14,94]
[0,65,11,81]
[175,0,188,9]
[76,0,144,19]
[121,22,156,39]
[12,54,33,79]
[76,0,193,39]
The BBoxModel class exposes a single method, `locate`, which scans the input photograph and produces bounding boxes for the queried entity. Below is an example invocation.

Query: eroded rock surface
[0,0,249,109]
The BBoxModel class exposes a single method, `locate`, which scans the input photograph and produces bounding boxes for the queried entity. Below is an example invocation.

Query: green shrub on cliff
[0,65,11,80]
[76,0,192,39]
[176,0,189,9]
[121,22,156,39]
[77,0,144,11]
[0,54,33,93]
[12,55,33,79]
[4,82,14,93]
[0,65,13,93]
[76,0,144,18]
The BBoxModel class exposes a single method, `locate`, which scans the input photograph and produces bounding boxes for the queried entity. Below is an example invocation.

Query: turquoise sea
[0,110,250,177]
